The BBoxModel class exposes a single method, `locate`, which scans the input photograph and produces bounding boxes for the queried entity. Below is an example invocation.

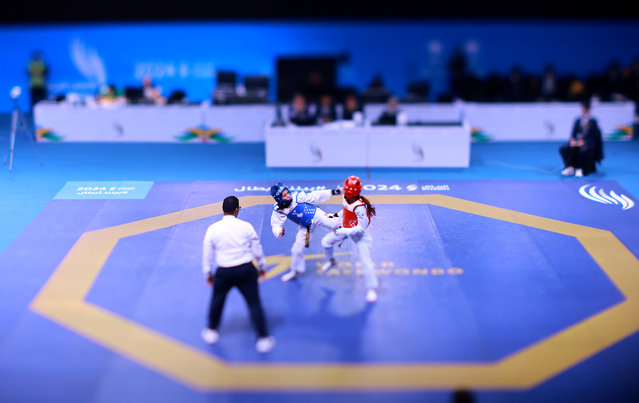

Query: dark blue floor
[1,113,639,402]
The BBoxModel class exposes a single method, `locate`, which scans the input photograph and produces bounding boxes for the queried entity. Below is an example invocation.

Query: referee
[201,196,275,354]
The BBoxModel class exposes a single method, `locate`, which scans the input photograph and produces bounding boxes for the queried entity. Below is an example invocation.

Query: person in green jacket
[27,51,48,109]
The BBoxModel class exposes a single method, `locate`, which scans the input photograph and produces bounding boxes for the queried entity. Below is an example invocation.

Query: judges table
[34,101,633,143]
[265,121,471,167]
[33,103,275,142]
[364,101,635,141]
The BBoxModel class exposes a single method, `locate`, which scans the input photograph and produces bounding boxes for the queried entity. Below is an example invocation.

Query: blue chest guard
[283,202,316,227]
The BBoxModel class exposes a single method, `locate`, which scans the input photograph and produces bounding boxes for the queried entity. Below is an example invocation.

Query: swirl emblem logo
[70,39,107,86]
[578,185,635,210]
[310,144,322,162]
[412,142,424,161]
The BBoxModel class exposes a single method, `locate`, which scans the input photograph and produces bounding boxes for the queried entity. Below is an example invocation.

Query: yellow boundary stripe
[29,194,639,391]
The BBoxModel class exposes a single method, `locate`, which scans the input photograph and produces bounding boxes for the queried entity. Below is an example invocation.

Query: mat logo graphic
[317,266,464,277]
[234,185,327,192]
[579,185,635,210]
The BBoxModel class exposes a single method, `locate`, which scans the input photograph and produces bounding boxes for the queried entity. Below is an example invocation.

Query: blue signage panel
[54,181,154,199]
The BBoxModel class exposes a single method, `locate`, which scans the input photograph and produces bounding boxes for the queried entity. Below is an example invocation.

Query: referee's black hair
[222,196,239,214]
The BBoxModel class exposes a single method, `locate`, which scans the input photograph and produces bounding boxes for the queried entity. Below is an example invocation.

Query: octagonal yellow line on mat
[30,194,639,391]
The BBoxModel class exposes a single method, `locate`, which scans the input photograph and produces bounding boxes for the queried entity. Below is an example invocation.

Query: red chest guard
[342,198,369,228]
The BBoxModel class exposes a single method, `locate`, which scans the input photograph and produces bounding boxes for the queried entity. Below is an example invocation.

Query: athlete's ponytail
[359,195,376,217]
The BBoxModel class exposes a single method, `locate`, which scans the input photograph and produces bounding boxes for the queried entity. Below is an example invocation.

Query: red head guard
[343,176,362,198]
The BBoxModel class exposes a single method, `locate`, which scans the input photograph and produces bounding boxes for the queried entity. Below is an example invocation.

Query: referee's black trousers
[208,262,269,338]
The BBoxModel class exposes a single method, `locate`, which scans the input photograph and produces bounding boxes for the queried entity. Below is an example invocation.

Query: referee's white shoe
[256,336,276,353]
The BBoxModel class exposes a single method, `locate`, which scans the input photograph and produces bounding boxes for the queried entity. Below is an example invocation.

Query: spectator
[448,46,468,100]
[602,61,625,101]
[483,73,504,101]
[404,80,431,103]
[619,66,634,101]
[361,75,391,103]
[288,93,316,126]
[631,58,639,92]
[27,50,48,109]
[559,99,603,177]
[504,65,526,102]
[540,64,559,101]
[566,78,587,101]
[629,58,639,140]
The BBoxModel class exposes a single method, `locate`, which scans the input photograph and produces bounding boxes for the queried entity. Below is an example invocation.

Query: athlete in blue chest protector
[270,183,341,282]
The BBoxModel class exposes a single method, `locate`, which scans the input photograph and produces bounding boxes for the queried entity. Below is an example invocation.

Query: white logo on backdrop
[579,184,635,210]
[70,39,107,87]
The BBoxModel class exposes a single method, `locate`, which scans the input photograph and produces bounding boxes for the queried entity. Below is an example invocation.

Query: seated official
[559,100,604,177]
[288,93,317,126]
[341,93,364,121]
[374,96,400,126]
[141,75,166,105]
[316,94,338,124]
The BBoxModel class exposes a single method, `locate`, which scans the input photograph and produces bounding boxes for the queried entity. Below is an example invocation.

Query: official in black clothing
[288,93,317,126]
[559,99,604,177]
[201,196,275,353]
[374,96,404,125]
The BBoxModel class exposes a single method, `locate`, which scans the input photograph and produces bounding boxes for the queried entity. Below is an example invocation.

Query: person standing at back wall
[27,50,48,110]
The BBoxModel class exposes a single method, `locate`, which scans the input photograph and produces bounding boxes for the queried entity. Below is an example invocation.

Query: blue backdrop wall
[1,20,638,112]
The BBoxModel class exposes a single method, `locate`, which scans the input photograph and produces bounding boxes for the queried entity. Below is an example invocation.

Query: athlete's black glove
[331,188,342,195]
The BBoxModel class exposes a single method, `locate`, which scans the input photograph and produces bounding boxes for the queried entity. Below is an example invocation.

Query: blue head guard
[270,183,291,208]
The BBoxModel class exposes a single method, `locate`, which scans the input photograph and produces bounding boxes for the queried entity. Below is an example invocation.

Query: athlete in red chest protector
[321,176,379,303]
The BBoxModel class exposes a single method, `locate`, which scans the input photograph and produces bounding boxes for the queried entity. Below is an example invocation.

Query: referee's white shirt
[202,215,266,276]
